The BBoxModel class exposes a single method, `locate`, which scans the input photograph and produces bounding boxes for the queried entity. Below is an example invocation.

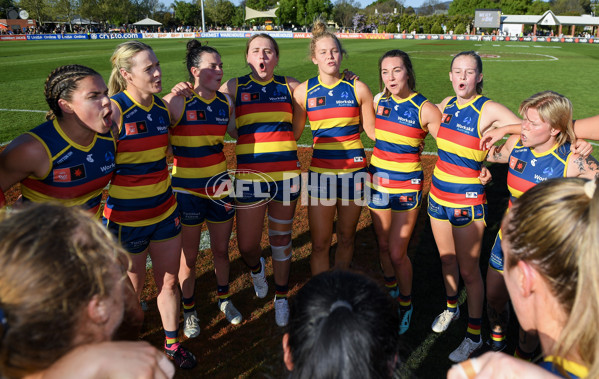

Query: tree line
[1,0,596,32]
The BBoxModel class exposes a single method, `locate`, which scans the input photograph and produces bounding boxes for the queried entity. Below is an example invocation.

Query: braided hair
[44,65,100,121]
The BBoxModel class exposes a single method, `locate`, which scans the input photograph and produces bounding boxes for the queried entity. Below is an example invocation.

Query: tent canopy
[133,17,162,26]
[245,6,278,21]
[70,17,98,25]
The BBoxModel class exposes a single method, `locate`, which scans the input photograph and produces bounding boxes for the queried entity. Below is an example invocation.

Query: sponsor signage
[90,33,143,39]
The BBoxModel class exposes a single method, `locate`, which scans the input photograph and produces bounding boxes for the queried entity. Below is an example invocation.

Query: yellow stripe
[120,203,178,227]
[170,134,223,147]
[309,166,362,174]
[310,117,360,130]
[20,187,103,206]
[375,130,421,146]
[108,180,171,199]
[173,188,231,199]
[433,167,481,185]
[172,162,227,178]
[237,111,292,127]
[437,138,487,162]
[371,156,421,173]
[507,185,523,199]
[235,141,297,155]
[235,170,300,182]
[367,182,417,194]
[466,326,481,335]
[314,140,364,151]
[544,356,589,378]
[116,147,166,165]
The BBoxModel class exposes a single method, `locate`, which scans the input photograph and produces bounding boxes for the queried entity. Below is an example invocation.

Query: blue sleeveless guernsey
[21,118,116,218]
[234,74,300,182]
[507,140,571,207]
[430,95,490,207]
[171,91,232,199]
[370,92,428,193]
[104,91,177,227]
[305,76,366,174]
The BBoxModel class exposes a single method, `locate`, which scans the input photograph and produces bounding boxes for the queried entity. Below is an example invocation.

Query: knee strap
[268,215,293,236]
[268,215,293,224]
[271,241,292,261]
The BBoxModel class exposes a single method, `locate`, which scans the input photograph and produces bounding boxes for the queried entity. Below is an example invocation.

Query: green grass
[2,38,599,147]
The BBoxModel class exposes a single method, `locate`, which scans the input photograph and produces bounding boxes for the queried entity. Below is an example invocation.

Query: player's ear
[58,98,74,114]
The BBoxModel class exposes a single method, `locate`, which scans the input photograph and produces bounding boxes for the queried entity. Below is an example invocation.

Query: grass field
[1,38,599,378]
[2,38,599,146]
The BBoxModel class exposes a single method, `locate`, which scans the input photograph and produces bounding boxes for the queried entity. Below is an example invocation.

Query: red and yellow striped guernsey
[234,74,300,182]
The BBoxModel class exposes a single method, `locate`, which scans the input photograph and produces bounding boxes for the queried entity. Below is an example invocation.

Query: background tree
[172,0,201,25]
[551,0,585,14]
[333,0,358,29]
[528,0,551,13]
[0,0,15,19]
[205,0,235,27]
[17,0,48,24]
[48,0,76,31]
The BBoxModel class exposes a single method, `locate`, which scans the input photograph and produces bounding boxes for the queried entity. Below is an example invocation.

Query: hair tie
[329,300,353,313]
[584,179,597,199]
[0,306,7,339]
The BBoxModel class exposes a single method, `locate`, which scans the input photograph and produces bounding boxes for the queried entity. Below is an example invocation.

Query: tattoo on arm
[574,157,586,173]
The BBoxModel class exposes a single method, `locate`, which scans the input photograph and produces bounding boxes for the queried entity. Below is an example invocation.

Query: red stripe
[313,133,360,144]
[467,323,481,331]
[373,147,419,163]
[307,107,359,122]
[117,134,168,153]
[174,153,225,169]
[311,157,366,170]
[172,124,226,137]
[111,169,169,187]
[21,174,111,199]
[436,159,480,178]
[237,131,294,144]
[237,160,299,173]
[376,118,427,139]
[236,102,292,117]
[438,127,482,151]
[507,172,535,195]
[430,185,486,205]
[104,195,176,223]
[374,177,421,190]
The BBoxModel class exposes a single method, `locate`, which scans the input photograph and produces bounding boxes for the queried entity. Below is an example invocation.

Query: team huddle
[1,19,599,378]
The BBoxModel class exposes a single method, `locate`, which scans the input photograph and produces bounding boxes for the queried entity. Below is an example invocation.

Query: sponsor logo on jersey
[509,156,527,173]
[354,156,364,163]
[53,164,86,182]
[308,96,326,108]
[465,192,478,199]
[377,106,391,117]
[241,92,259,102]
[186,110,197,121]
[442,113,452,124]
[124,121,148,136]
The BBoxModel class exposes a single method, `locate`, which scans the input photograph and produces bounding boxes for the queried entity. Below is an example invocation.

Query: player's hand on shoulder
[170,82,194,98]
[572,138,593,158]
